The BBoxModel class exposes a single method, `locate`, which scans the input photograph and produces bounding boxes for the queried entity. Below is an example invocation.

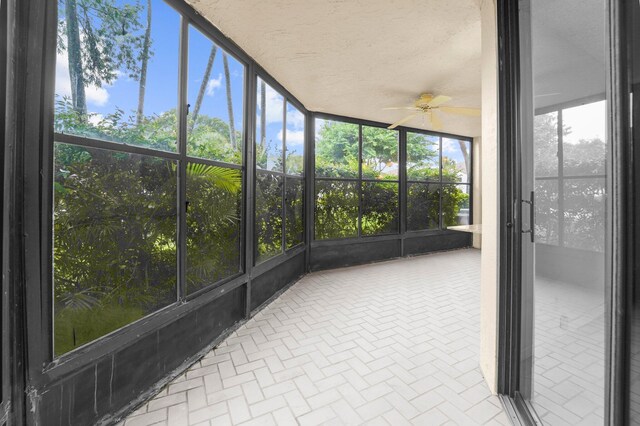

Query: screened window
[185,26,244,293]
[406,132,472,231]
[54,0,180,151]
[255,173,284,262]
[314,180,359,240]
[407,133,440,181]
[185,163,242,294]
[255,78,305,264]
[315,119,359,178]
[256,80,284,172]
[314,119,400,240]
[362,126,398,180]
[361,181,399,236]
[53,0,244,355]
[187,26,245,164]
[286,104,305,175]
[285,179,304,249]
[53,144,177,355]
[441,138,471,183]
[407,183,440,231]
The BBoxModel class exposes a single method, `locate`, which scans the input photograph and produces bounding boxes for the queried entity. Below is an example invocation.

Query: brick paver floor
[531,277,604,425]
[123,248,509,425]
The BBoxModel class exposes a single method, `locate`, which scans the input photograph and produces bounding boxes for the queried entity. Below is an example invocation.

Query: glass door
[0,0,8,422]
[625,0,640,424]
[518,0,608,423]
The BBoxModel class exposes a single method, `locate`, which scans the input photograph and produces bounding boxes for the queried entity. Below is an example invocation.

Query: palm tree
[64,0,87,115]
[137,0,153,125]
[223,53,236,149]
[458,141,471,178]
[190,45,217,133]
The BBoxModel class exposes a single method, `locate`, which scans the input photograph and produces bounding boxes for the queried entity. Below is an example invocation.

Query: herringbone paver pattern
[124,249,508,425]
[531,277,604,425]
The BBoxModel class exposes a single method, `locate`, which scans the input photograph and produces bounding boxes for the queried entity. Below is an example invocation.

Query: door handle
[522,191,535,243]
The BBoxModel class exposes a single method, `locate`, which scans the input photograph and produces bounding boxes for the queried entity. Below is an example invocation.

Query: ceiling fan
[384,93,481,130]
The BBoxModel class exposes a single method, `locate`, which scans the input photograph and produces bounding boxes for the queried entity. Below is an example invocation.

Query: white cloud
[55,50,110,107]
[280,129,305,147]
[86,86,110,106]
[315,118,326,139]
[206,74,223,96]
[286,106,305,130]
[441,138,460,154]
[87,113,104,126]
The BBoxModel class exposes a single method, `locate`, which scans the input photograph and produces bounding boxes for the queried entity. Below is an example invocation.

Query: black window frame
[30,0,314,378]
[18,0,472,412]
[406,130,473,232]
[312,112,473,243]
[49,5,250,356]
[253,75,307,267]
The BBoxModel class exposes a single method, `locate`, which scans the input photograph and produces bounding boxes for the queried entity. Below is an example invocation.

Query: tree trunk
[65,0,87,115]
[189,44,217,133]
[136,0,152,125]
[260,79,266,149]
[223,53,236,149]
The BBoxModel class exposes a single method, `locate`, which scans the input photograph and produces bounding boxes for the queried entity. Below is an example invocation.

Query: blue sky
[55,0,245,135]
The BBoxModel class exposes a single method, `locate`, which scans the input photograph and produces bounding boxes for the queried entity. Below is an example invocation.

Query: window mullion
[439,136,443,230]
[358,125,363,237]
[177,16,189,302]
[281,99,287,254]
[557,109,565,247]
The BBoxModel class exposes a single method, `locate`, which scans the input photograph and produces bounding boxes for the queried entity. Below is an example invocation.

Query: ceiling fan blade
[427,95,452,108]
[430,111,443,130]
[388,113,418,130]
[439,106,481,117]
[383,107,420,111]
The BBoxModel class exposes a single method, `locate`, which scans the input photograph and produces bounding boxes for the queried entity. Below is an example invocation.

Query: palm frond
[186,163,241,194]
[60,288,103,310]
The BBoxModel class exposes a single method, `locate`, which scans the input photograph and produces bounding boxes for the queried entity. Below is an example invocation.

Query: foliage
[315,121,359,178]
[314,180,359,240]
[256,137,283,171]
[314,121,470,238]
[255,173,283,262]
[54,0,244,352]
[285,150,304,175]
[285,179,304,249]
[442,185,469,226]
[361,182,398,235]
[361,126,398,179]
[55,96,179,151]
[61,0,145,81]
[407,183,440,231]
[59,0,146,113]
[186,163,241,293]
[407,132,440,181]
[53,143,177,355]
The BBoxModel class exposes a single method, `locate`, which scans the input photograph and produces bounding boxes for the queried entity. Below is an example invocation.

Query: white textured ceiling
[185,0,482,137]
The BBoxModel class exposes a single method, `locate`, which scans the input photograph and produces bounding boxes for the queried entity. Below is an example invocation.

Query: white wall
[479,0,499,394]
